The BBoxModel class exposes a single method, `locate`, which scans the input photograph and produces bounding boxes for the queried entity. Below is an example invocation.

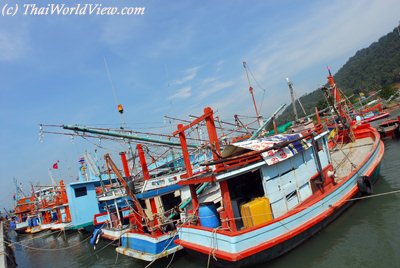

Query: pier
[0,221,16,268]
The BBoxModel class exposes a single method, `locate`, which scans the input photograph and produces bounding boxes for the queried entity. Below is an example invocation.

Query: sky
[1,0,399,209]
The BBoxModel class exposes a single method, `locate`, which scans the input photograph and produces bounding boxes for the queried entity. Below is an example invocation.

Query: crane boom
[103,154,148,224]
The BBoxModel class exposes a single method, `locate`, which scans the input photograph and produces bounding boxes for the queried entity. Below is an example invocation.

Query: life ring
[357,176,373,195]
[90,228,103,248]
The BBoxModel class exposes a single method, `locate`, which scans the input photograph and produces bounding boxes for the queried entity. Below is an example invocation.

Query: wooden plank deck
[330,137,374,179]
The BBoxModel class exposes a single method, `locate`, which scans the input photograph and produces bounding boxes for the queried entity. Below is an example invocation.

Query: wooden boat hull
[51,222,72,231]
[378,128,399,138]
[14,227,28,235]
[116,232,182,261]
[14,222,29,234]
[176,126,384,267]
[182,164,381,268]
[360,112,389,124]
[377,120,399,139]
[100,227,129,241]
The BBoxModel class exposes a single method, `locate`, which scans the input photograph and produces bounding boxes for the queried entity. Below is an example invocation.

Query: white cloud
[172,66,201,85]
[216,60,224,72]
[168,86,192,100]
[199,80,235,99]
[201,77,218,84]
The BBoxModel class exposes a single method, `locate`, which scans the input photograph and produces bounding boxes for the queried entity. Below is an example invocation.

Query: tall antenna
[104,57,126,128]
[243,62,263,127]
[104,57,136,163]
[48,169,57,186]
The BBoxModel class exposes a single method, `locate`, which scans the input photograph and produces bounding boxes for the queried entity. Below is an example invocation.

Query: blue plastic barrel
[33,217,39,226]
[199,203,220,228]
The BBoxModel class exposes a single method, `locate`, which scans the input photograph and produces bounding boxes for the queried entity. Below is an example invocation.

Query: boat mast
[250,104,286,140]
[322,68,355,142]
[62,125,197,148]
[48,169,57,186]
[243,62,263,127]
[286,78,299,121]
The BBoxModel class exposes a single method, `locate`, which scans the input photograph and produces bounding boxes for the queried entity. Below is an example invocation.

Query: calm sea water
[11,114,400,268]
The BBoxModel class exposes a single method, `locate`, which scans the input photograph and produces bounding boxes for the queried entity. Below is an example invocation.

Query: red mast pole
[176,124,198,213]
[204,107,223,171]
[243,62,263,127]
[119,151,131,178]
[203,107,236,231]
[136,144,159,227]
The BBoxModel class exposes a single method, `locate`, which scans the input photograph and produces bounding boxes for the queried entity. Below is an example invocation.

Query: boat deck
[330,137,374,179]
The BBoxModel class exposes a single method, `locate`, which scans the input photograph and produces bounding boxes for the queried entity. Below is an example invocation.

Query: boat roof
[98,193,126,201]
[135,184,181,199]
[222,132,327,166]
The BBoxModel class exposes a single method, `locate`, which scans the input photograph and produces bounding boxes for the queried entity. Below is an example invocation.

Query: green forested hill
[277,27,400,123]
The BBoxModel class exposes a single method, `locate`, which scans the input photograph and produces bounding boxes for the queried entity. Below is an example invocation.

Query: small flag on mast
[52,160,59,169]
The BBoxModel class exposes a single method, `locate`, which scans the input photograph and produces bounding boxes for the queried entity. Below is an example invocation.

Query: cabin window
[161,192,181,212]
[228,169,264,202]
[227,169,264,230]
[74,187,87,198]
[139,199,147,210]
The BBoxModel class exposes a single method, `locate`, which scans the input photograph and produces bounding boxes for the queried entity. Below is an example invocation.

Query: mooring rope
[5,234,92,251]
[93,229,129,255]
[346,189,400,202]
[7,229,63,246]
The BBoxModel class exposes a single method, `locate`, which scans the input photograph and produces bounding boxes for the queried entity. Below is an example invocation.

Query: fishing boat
[377,117,400,139]
[29,185,58,233]
[26,181,71,234]
[356,103,390,124]
[108,147,216,262]
[173,72,384,267]
[64,154,122,231]
[49,180,72,231]
[92,182,132,241]
[104,151,185,261]
[13,196,36,234]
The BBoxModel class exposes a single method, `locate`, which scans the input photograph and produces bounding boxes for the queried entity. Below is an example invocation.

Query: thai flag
[53,160,59,169]
[78,157,85,164]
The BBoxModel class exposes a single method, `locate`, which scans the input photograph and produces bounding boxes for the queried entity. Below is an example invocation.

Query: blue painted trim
[136,185,181,199]
[120,234,179,254]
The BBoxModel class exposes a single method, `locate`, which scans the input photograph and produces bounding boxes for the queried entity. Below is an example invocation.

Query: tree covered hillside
[277,27,400,124]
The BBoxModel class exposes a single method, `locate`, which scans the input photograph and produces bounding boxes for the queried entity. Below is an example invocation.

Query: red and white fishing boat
[377,117,400,139]
[13,196,36,234]
[50,180,72,231]
[357,103,390,124]
[173,72,384,267]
